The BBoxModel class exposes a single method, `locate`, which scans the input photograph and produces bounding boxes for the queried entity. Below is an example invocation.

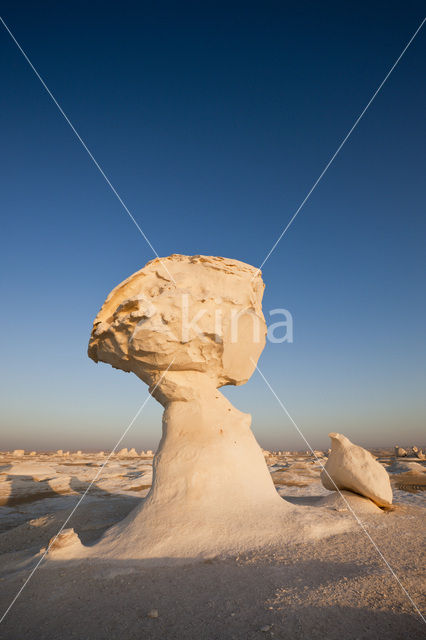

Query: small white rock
[321,433,392,507]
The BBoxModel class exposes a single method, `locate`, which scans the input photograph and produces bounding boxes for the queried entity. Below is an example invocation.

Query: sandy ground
[0,450,425,639]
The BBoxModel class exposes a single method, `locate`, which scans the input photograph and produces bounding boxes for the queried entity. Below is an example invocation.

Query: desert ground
[0,448,425,639]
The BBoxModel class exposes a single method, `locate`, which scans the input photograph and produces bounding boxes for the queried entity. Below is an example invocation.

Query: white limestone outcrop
[86,255,295,558]
[88,255,266,388]
[321,433,392,507]
[394,446,407,458]
[412,446,425,460]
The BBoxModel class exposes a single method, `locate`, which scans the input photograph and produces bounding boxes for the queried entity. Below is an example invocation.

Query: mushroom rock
[321,433,392,508]
[86,255,297,559]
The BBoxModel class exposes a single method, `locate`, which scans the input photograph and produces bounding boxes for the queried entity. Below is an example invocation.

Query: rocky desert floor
[0,449,425,639]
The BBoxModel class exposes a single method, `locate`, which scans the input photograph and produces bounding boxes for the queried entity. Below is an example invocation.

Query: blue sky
[1,1,425,451]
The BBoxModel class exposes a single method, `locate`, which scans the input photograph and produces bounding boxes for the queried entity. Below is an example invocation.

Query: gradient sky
[1,1,425,452]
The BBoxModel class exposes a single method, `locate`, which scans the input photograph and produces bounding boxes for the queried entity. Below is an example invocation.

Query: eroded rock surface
[88,254,266,390]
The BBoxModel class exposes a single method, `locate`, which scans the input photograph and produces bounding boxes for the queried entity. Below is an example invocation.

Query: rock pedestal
[87,255,292,558]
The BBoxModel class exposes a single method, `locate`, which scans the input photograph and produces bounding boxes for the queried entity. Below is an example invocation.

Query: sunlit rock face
[88,254,266,396]
[321,433,393,508]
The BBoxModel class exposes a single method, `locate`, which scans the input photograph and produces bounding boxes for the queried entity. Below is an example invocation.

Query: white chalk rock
[13,449,25,457]
[88,255,266,388]
[394,446,407,457]
[321,433,392,507]
[86,255,294,559]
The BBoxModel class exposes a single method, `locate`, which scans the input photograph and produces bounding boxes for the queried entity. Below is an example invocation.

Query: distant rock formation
[394,446,407,458]
[12,449,25,457]
[321,433,392,508]
[412,446,425,460]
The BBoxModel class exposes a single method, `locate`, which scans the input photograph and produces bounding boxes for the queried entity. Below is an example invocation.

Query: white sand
[0,450,425,639]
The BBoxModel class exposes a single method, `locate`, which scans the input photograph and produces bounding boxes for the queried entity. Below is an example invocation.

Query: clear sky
[1,1,425,452]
